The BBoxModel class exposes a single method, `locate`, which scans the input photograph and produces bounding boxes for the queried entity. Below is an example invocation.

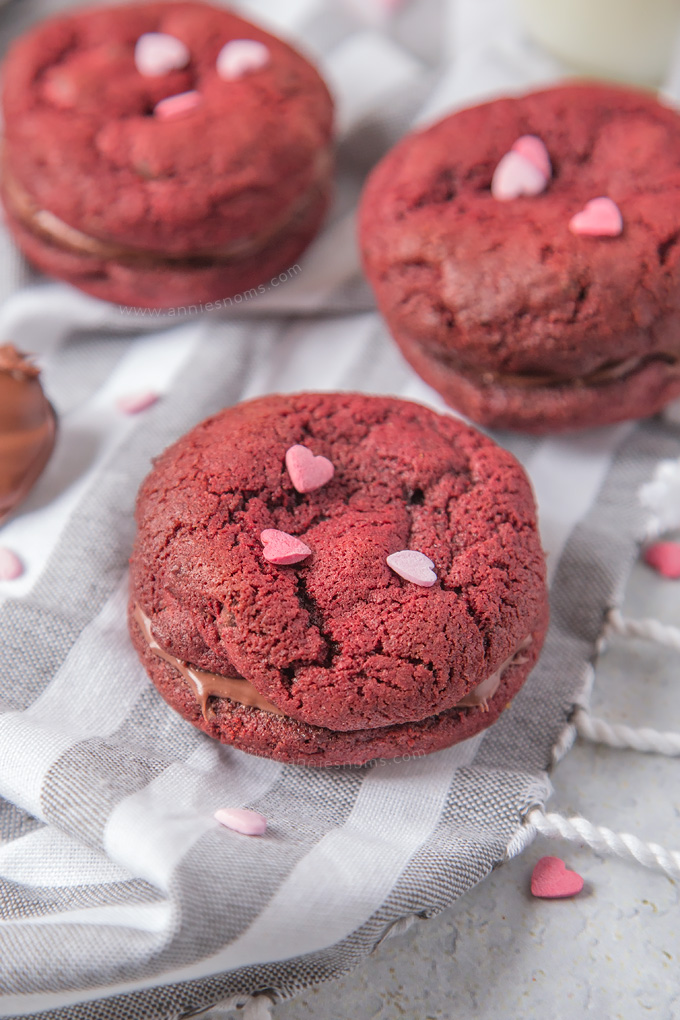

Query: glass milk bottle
[515,0,680,85]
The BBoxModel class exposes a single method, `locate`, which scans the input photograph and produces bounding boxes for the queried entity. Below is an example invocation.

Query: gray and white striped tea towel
[1,0,680,1017]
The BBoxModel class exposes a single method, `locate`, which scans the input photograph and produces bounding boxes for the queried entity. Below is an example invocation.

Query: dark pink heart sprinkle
[261,529,311,565]
[386,550,437,587]
[569,197,623,237]
[531,856,584,899]
[511,135,551,179]
[0,547,24,581]
[285,445,334,493]
[154,90,201,120]
[116,391,159,414]
[644,541,680,579]
[214,807,267,836]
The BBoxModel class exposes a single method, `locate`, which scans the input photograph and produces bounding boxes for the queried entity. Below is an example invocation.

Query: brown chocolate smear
[136,603,533,724]
[134,605,285,719]
[0,344,57,524]
[456,637,532,710]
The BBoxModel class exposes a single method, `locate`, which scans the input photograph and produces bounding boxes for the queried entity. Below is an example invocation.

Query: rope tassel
[605,607,680,651]
[574,707,680,756]
[525,808,680,880]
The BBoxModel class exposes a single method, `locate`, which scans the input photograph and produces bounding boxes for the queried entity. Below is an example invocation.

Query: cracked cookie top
[359,83,680,380]
[2,1,333,253]
[129,393,546,731]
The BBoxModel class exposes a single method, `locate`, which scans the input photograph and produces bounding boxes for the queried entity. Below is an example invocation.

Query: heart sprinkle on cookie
[386,550,437,587]
[214,807,267,836]
[0,547,23,581]
[569,197,623,237]
[491,135,551,201]
[261,529,312,566]
[135,33,190,77]
[154,90,201,120]
[217,39,270,80]
[285,445,334,493]
[644,541,680,579]
[531,856,584,899]
[511,135,551,179]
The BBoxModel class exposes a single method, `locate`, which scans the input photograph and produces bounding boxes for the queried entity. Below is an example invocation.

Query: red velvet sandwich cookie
[1,1,333,309]
[128,392,548,766]
[359,83,680,433]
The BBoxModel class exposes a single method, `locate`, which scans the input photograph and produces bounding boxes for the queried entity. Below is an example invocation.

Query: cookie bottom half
[2,178,331,310]
[394,331,680,434]
[129,606,546,767]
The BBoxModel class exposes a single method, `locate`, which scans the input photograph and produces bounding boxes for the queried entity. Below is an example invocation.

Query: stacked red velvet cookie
[128,393,548,766]
[1,1,333,308]
[359,83,680,433]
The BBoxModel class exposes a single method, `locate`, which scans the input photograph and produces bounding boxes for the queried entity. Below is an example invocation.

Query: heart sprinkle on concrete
[644,540,680,579]
[531,856,584,899]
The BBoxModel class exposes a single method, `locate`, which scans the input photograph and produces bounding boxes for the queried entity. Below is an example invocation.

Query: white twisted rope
[574,707,680,756]
[605,607,680,651]
[525,808,680,880]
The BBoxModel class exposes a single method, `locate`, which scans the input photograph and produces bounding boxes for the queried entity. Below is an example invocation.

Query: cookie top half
[359,83,680,380]
[2,1,333,253]
[129,393,546,732]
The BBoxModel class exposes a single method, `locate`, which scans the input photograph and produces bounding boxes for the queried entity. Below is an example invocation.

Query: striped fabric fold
[1,0,680,1017]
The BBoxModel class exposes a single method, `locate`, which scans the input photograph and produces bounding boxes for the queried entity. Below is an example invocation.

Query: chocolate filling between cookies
[1,146,332,268]
[428,346,680,390]
[134,604,532,726]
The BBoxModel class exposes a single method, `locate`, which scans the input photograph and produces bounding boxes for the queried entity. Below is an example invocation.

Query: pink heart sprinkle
[0,547,23,581]
[261,529,311,566]
[116,391,159,414]
[285,445,334,493]
[386,550,437,587]
[569,197,623,237]
[214,807,267,836]
[491,150,548,201]
[511,135,551,179]
[531,856,584,899]
[644,541,680,579]
[216,39,270,81]
[135,33,190,77]
[154,90,201,120]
